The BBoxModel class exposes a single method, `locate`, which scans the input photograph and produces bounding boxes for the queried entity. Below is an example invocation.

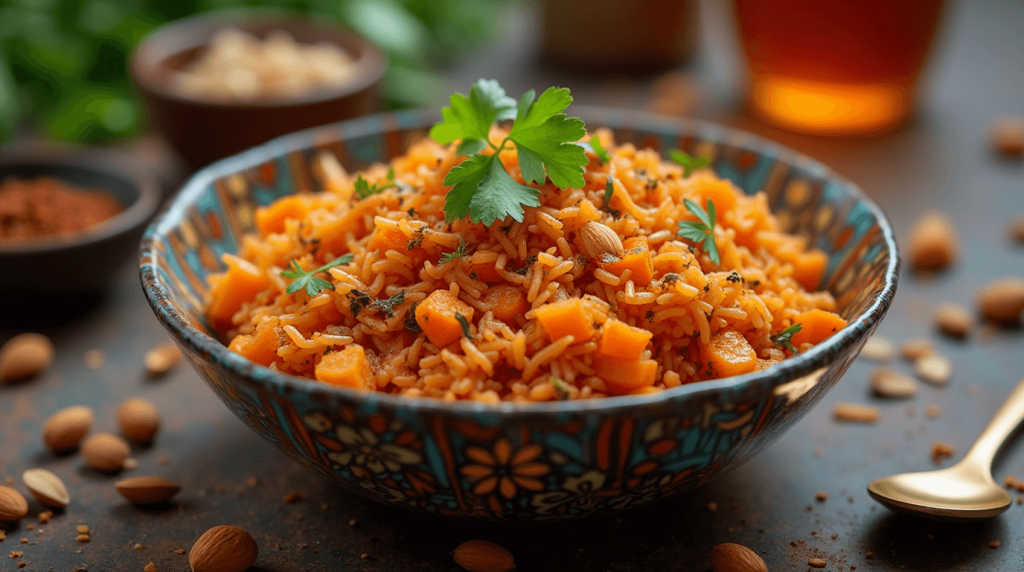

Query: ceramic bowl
[140,108,898,520]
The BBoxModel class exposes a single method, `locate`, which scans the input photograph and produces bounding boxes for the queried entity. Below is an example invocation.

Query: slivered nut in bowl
[140,84,898,520]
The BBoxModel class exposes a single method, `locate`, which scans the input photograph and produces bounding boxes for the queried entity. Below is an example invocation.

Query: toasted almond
[870,368,918,398]
[578,221,625,261]
[907,211,958,272]
[84,349,105,369]
[916,353,953,385]
[860,336,895,362]
[452,540,516,572]
[144,563,157,572]
[81,433,131,472]
[22,468,69,508]
[115,476,180,505]
[1010,217,1024,244]
[709,543,767,572]
[117,398,161,445]
[900,338,935,361]
[42,405,94,453]
[189,525,259,572]
[934,302,973,338]
[0,486,29,522]
[808,558,827,568]
[0,333,54,383]
[931,441,956,463]
[144,343,182,377]
[991,116,1024,157]
[977,278,1024,326]
[833,402,880,423]
[926,404,941,418]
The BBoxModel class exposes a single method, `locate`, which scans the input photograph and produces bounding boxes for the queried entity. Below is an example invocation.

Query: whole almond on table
[578,221,625,261]
[709,543,768,572]
[916,353,953,385]
[145,343,182,376]
[81,433,131,472]
[977,277,1024,326]
[906,211,958,272]
[22,468,70,508]
[115,476,180,505]
[190,525,259,572]
[990,116,1024,157]
[0,486,29,522]
[871,368,918,398]
[833,402,880,423]
[860,336,895,362]
[452,540,516,572]
[0,333,54,383]
[117,397,161,445]
[42,405,93,453]
[900,338,935,361]
[934,302,973,338]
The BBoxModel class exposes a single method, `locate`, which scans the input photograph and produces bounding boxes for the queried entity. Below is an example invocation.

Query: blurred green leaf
[0,55,21,143]
[342,0,431,62]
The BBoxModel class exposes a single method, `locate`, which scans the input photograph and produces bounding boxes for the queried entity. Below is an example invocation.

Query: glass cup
[732,0,945,136]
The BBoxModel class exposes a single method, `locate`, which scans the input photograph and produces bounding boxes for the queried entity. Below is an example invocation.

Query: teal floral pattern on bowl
[140,108,898,520]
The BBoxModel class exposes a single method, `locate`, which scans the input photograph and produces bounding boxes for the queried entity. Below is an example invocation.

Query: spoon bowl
[868,465,1011,522]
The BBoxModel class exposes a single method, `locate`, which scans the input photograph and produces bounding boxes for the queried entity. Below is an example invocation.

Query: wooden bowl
[130,10,386,170]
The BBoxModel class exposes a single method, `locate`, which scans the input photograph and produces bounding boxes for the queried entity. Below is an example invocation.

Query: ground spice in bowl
[0,177,123,243]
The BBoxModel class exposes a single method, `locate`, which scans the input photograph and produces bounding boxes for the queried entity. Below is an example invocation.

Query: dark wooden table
[2,1,1023,571]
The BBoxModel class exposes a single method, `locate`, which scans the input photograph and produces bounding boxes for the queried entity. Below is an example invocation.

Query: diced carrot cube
[599,236,654,286]
[315,345,371,389]
[415,289,475,348]
[470,260,504,283]
[792,250,829,291]
[593,355,658,395]
[598,318,653,361]
[479,284,528,325]
[255,196,308,236]
[696,178,738,213]
[789,309,848,347]
[227,316,283,366]
[700,330,757,377]
[533,298,597,342]
[207,254,271,331]
[368,226,410,253]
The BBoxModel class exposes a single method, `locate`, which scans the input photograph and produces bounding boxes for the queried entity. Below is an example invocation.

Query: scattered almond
[977,278,1024,326]
[76,534,90,543]
[144,343,182,377]
[83,349,105,369]
[0,333,54,383]
[808,558,827,568]
[115,476,180,505]
[991,116,1024,157]
[117,398,161,445]
[81,433,131,472]
[989,540,1002,548]
[452,540,515,572]
[42,405,94,453]
[916,353,953,385]
[709,543,767,572]
[907,211,957,272]
[870,368,918,398]
[934,302,973,338]
[815,491,828,502]
[860,336,895,362]
[1010,217,1024,244]
[926,404,941,419]
[833,402,880,423]
[189,525,259,572]
[22,469,69,508]
[900,338,935,361]
[578,221,625,261]
[144,563,157,572]
[931,441,956,463]
[0,486,29,522]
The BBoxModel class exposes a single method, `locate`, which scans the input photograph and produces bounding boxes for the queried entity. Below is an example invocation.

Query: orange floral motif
[460,440,549,499]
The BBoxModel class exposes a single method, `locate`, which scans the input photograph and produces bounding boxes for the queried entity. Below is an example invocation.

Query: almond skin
[117,398,161,445]
[115,476,180,505]
[22,468,70,508]
[145,343,182,377]
[81,432,131,472]
[906,211,958,272]
[709,543,768,572]
[0,485,29,522]
[190,525,259,572]
[42,405,94,453]
[452,540,515,572]
[578,221,625,261]
[0,333,54,383]
[977,278,1024,326]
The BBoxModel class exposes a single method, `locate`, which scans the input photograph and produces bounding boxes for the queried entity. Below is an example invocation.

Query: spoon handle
[965,376,1024,468]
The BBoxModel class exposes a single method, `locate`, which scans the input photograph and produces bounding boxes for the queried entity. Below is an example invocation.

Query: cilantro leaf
[670,149,712,178]
[590,137,611,164]
[508,87,587,189]
[281,254,353,297]
[353,174,397,200]
[456,138,487,156]
[604,176,615,209]
[430,79,516,144]
[468,155,541,226]
[442,153,495,223]
[772,324,803,355]
[677,198,720,265]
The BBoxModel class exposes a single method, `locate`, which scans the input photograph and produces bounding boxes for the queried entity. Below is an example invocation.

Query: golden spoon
[868,376,1024,521]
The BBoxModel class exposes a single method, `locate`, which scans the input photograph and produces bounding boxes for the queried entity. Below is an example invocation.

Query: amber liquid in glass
[733,0,945,136]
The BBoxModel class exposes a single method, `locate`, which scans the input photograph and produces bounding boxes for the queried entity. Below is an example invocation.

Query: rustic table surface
[2,1,1023,571]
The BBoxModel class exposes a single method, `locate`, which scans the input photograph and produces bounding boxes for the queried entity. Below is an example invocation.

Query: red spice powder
[0,177,123,242]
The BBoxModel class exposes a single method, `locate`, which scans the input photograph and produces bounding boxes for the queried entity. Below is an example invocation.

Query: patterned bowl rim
[140,106,900,418]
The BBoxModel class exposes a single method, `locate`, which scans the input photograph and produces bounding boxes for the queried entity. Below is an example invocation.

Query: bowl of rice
[140,103,898,520]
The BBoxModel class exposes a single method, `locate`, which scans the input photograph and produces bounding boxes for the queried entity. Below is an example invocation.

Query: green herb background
[0,0,509,144]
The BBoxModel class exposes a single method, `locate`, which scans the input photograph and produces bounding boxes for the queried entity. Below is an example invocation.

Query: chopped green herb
[370,291,406,319]
[669,149,712,178]
[438,237,471,264]
[281,254,353,297]
[348,289,371,315]
[550,378,571,400]
[772,324,803,355]
[404,301,422,333]
[455,313,474,339]
[590,137,611,164]
[676,198,720,265]
[604,175,615,210]
[431,79,588,226]
[353,168,397,200]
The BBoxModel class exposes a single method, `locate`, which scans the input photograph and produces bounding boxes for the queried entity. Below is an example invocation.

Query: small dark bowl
[0,154,161,293]
[130,10,387,170]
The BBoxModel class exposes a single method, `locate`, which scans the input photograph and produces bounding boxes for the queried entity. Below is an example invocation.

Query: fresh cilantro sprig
[455,313,474,339]
[603,176,615,210]
[430,79,587,226]
[354,167,397,200]
[438,238,470,264]
[282,254,353,297]
[677,198,720,265]
[589,137,611,164]
[772,324,803,355]
[670,149,712,178]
